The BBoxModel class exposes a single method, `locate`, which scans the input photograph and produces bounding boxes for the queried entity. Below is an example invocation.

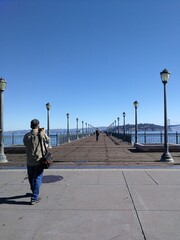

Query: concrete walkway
[1,168,180,240]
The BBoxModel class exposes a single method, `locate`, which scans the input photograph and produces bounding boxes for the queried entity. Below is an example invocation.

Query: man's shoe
[31,197,41,205]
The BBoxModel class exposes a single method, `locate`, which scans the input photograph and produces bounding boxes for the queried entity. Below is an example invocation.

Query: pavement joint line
[2,166,180,170]
[1,168,180,172]
[144,171,159,185]
[30,209,53,239]
[122,171,147,240]
[48,209,136,212]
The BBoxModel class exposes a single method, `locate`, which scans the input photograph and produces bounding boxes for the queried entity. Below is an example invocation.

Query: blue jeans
[27,165,44,201]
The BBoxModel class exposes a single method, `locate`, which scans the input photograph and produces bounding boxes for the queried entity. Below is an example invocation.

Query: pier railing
[109,132,180,144]
[4,133,93,147]
[4,131,180,146]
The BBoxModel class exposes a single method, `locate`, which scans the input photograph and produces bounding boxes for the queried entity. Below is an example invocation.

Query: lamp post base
[160,152,174,163]
[0,153,8,163]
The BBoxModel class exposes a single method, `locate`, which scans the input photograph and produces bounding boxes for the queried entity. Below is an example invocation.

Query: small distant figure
[95,128,100,141]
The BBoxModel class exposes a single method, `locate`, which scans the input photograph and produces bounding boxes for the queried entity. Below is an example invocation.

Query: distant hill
[118,123,180,132]
[5,124,180,134]
[115,123,164,132]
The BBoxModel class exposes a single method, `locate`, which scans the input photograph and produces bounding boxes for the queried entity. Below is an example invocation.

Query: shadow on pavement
[0,193,32,205]
[42,175,64,183]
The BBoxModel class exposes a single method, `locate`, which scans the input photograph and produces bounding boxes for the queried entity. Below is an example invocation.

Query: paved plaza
[1,168,180,240]
[1,134,180,239]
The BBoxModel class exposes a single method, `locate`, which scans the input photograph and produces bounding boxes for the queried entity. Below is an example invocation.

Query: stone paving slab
[123,171,157,185]
[56,184,133,210]
[146,169,180,185]
[0,169,180,239]
[130,185,180,211]
[65,171,100,185]
[0,209,50,240]
[98,170,125,185]
[35,210,144,240]
[138,211,180,240]
[0,169,27,184]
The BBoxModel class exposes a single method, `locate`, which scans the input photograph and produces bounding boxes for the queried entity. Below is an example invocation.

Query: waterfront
[131,132,180,144]
[3,131,180,147]
[4,132,85,147]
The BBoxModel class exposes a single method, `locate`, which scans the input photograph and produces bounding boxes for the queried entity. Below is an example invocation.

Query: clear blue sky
[1,0,180,131]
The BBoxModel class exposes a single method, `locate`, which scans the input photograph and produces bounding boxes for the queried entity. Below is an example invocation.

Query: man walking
[95,128,100,141]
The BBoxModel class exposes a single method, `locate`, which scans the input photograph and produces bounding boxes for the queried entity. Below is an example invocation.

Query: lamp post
[66,113,70,142]
[46,102,51,148]
[76,118,79,140]
[0,77,7,162]
[46,103,51,138]
[114,120,116,134]
[85,123,87,136]
[117,117,120,134]
[82,121,84,138]
[123,112,126,140]
[133,100,139,144]
[160,69,174,162]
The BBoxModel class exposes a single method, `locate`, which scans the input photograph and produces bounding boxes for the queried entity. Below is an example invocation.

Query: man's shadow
[0,175,64,205]
[0,193,32,205]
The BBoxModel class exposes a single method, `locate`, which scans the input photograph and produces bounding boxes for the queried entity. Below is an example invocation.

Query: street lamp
[117,117,120,134]
[85,123,87,136]
[160,69,174,162]
[76,118,79,140]
[66,113,70,142]
[123,112,126,140]
[0,77,8,162]
[88,124,91,136]
[114,120,116,134]
[46,102,50,137]
[46,102,51,148]
[133,100,139,144]
[82,121,84,138]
